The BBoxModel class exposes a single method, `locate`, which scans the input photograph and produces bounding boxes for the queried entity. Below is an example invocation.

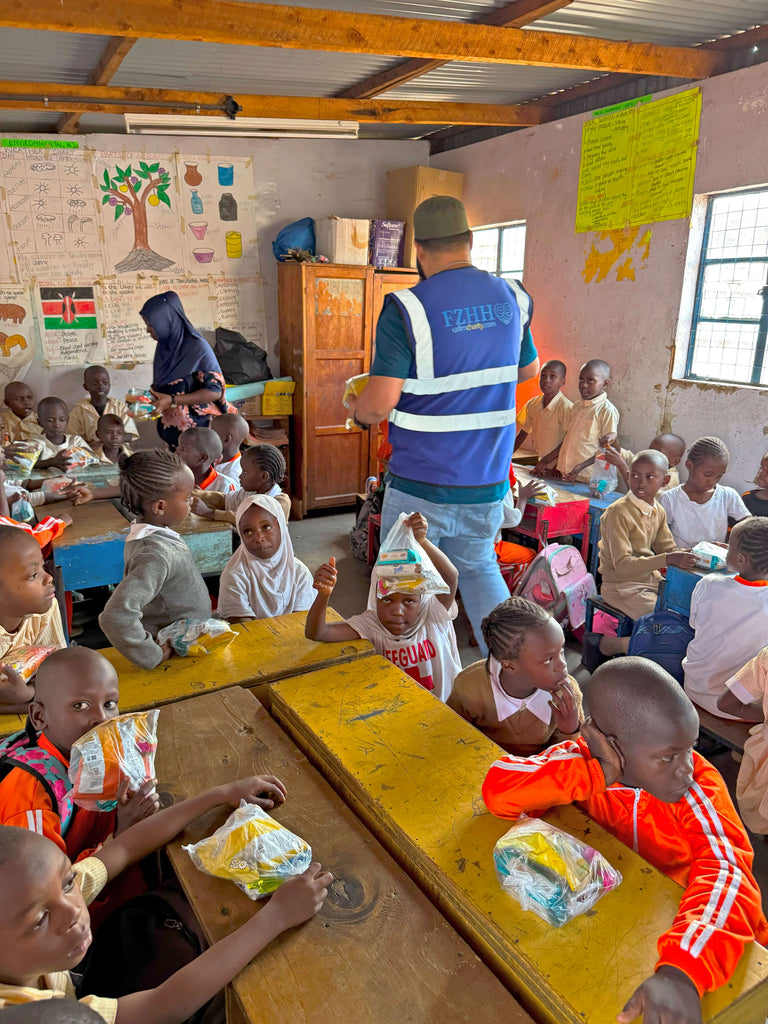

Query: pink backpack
[515,543,596,635]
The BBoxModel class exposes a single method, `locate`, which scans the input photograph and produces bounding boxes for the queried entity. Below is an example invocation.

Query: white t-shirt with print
[658,484,751,548]
[346,599,461,702]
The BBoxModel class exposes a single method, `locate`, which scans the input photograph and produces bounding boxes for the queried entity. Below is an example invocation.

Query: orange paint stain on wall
[582,226,652,284]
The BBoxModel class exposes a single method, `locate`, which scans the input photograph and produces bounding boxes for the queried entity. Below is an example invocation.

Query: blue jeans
[381,486,508,657]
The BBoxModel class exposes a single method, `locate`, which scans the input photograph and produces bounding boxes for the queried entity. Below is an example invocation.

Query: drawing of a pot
[226,231,242,258]
[193,248,215,264]
[189,221,208,240]
[184,162,203,186]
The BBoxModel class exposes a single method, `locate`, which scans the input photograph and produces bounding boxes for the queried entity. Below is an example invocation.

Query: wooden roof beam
[0,81,551,126]
[56,36,137,133]
[1,0,726,79]
[338,0,576,100]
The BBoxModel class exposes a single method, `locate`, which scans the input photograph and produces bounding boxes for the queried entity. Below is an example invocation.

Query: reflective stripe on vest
[390,289,518,430]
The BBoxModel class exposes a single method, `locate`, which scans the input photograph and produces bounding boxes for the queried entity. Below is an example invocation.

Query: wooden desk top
[0,612,374,738]
[155,687,531,1024]
[51,499,128,548]
[512,464,590,507]
[270,657,768,1024]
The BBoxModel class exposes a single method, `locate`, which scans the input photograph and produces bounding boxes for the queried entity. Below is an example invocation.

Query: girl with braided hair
[447,596,583,754]
[683,517,768,718]
[659,436,750,548]
[191,443,290,524]
[99,449,211,669]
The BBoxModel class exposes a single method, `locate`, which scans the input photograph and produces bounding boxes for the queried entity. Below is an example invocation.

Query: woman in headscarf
[142,290,232,449]
[217,494,314,622]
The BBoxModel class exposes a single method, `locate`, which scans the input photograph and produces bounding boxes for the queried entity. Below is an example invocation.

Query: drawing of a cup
[218,163,234,186]
[189,221,208,240]
[226,231,242,258]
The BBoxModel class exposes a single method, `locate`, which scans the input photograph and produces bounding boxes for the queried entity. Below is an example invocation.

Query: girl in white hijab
[218,494,314,621]
[305,512,461,702]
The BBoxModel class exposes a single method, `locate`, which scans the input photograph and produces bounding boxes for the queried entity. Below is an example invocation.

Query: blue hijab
[142,291,223,388]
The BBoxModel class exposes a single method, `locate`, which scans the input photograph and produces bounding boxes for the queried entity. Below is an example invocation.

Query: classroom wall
[432,61,768,489]
[6,133,428,419]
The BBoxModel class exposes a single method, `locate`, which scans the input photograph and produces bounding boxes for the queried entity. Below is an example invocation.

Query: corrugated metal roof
[0,110,62,132]
[0,29,112,85]
[112,40,396,95]
[380,64,606,104]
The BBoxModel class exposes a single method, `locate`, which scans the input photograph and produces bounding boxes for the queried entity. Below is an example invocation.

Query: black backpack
[213,327,272,386]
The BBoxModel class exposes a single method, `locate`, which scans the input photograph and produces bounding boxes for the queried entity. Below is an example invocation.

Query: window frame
[685,186,768,388]
[471,220,526,281]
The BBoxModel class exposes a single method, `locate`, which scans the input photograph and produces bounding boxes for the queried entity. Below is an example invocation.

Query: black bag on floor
[213,327,272,386]
[350,478,385,562]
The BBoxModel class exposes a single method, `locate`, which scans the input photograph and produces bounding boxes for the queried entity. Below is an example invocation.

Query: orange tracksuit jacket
[483,737,768,995]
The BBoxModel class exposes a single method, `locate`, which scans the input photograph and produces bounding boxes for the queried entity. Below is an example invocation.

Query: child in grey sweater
[99,449,212,669]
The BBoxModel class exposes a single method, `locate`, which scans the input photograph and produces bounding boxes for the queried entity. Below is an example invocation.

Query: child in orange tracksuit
[483,657,768,1024]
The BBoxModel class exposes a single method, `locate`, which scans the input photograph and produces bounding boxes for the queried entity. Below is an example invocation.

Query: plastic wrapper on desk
[68,709,159,812]
[157,618,236,657]
[184,801,312,899]
[5,441,40,476]
[493,816,622,926]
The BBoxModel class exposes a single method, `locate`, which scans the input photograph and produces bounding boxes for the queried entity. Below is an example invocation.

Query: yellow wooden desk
[155,687,532,1024]
[270,657,768,1024]
[0,611,373,738]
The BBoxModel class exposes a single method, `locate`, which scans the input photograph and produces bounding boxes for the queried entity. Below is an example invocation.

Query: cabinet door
[305,268,377,510]
[371,270,421,362]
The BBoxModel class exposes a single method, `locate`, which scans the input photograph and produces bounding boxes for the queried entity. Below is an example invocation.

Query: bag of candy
[61,446,99,472]
[4,645,59,680]
[5,441,41,477]
[41,476,74,499]
[374,513,449,598]
[156,618,237,657]
[691,541,728,572]
[68,709,159,812]
[10,498,35,523]
[126,389,160,421]
[184,801,312,899]
[493,816,622,927]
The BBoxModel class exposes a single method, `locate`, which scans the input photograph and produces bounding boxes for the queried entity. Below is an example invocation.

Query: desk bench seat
[696,705,754,755]
[270,656,768,1024]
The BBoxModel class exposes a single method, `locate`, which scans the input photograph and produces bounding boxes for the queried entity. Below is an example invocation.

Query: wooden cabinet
[279,263,418,517]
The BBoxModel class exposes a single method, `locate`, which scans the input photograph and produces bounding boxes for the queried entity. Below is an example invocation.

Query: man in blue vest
[348,196,539,655]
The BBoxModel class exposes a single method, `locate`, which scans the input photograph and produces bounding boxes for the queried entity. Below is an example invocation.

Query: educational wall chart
[575,88,702,233]
[0,140,267,369]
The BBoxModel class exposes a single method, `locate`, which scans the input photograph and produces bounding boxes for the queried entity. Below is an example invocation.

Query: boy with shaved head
[67,366,138,448]
[1,381,41,443]
[484,658,768,1024]
[211,412,249,487]
[564,432,686,492]
[536,359,620,481]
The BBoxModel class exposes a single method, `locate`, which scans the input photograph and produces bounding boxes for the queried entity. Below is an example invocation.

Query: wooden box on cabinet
[278,263,378,518]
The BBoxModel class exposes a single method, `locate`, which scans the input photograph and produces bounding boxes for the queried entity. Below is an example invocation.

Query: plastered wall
[433,61,768,489]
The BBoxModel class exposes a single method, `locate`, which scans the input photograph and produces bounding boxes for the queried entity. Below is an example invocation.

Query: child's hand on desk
[406,512,428,543]
[48,452,71,471]
[518,478,545,501]
[666,550,698,570]
[533,459,553,476]
[219,775,288,810]
[0,663,33,711]
[60,513,73,527]
[265,862,333,930]
[115,777,161,834]
[191,496,214,519]
[160,640,174,662]
[313,556,338,596]
[617,965,702,1024]
[561,470,578,483]
[582,717,624,786]
[549,685,580,735]
[65,482,92,505]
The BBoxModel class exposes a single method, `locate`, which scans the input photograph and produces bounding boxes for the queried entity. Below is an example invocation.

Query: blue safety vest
[386,267,532,489]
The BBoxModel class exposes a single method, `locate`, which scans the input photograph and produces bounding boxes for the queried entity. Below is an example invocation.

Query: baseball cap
[413,195,469,240]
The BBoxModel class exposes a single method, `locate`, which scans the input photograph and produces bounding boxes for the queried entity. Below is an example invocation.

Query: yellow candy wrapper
[156,618,236,657]
[184,801,312,899]
[493,816,621,927]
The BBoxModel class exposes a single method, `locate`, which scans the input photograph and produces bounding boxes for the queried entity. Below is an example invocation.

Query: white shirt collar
[627,491,656,517]
[127,521,181,542]
[489,654,553,724]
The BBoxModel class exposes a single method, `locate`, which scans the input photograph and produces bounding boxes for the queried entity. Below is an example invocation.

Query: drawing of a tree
[100,160,174,273]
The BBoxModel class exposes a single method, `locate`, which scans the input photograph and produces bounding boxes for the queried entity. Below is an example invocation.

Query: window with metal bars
[686,187,768,386]
[471,222,526,284]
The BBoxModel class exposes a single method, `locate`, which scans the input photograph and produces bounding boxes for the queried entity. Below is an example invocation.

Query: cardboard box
[385,165,465,268]
[261,379,296,416]
[369,219,405,268]
[237,395,262,417]
[315,216,370,265]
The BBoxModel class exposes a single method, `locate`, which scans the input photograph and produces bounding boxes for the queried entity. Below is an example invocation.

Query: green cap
[413,195,469,241]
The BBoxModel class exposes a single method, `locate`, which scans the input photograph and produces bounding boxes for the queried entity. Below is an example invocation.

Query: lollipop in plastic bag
[68,709,159,812]
[184,801,312,899]
[493,816,621,927]
[375,513,449,598]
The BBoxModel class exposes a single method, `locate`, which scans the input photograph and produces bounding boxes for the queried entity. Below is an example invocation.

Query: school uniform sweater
[483,737,768,996]
[0,857,117,1021]
[0,410,41,443]
[67,397,139,446]
[99,524,211,670]
[598,492,676,586]
[447,661,583,755]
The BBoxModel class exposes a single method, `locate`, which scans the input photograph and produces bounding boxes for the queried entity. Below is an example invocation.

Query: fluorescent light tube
[124,114,359,139]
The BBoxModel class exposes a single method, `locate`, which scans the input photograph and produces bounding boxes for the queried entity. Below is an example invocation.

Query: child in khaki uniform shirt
[515,360,572,457]
[536,360,619,482]
[0,382,41,444]
[448,597,583,754]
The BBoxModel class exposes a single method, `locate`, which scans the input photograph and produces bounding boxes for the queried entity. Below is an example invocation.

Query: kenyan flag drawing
[40,287,97,330]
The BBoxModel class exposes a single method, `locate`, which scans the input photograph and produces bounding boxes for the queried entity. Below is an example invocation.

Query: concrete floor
[289,509,768,894]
